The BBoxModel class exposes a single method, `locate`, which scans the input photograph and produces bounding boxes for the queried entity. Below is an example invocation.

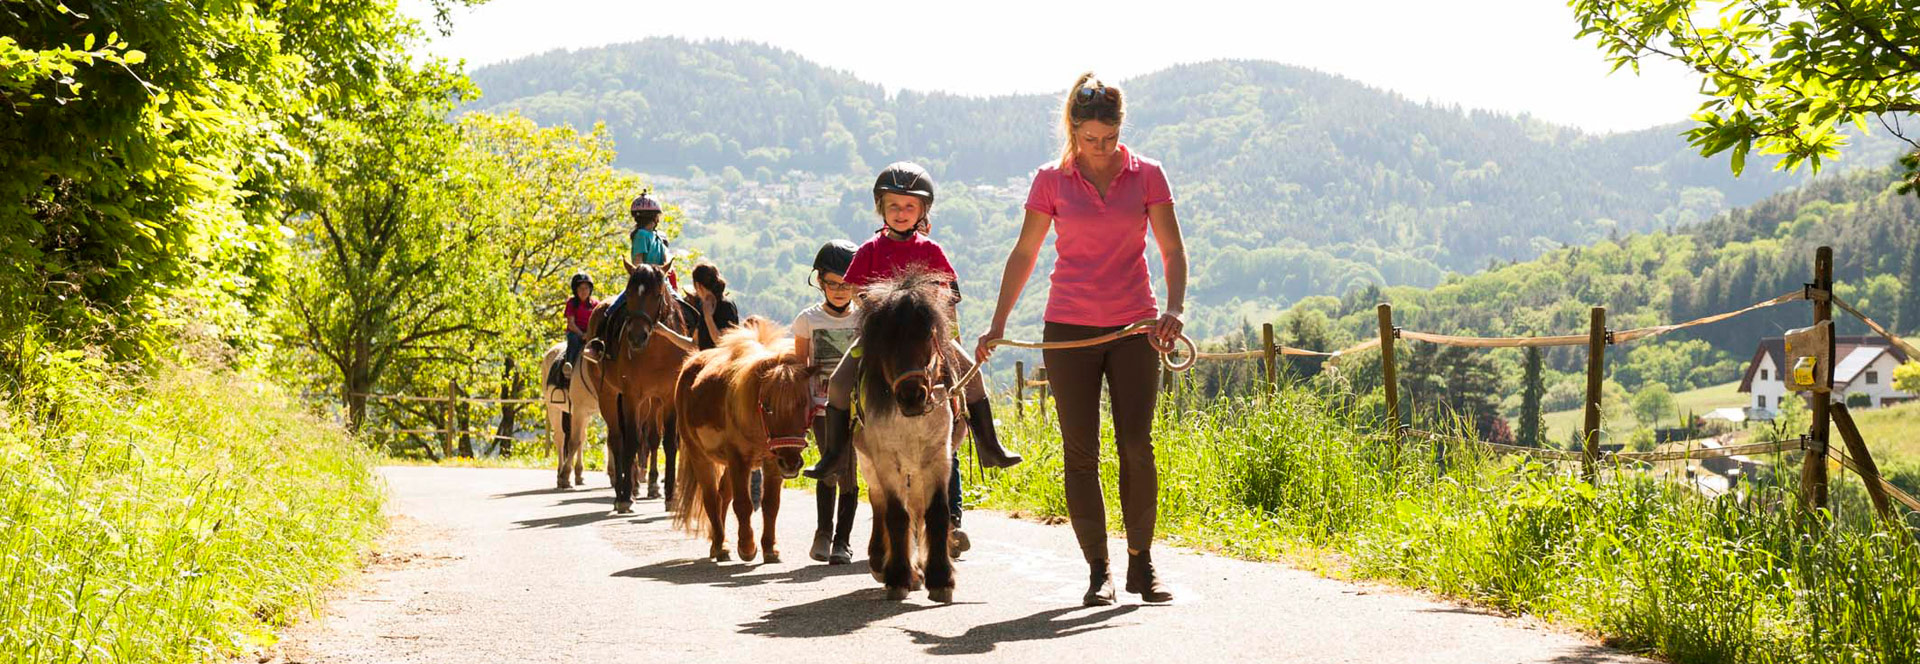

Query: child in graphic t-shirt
[793,240,862,565]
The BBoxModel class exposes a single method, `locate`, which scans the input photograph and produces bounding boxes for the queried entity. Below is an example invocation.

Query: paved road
[273,466,1649,663]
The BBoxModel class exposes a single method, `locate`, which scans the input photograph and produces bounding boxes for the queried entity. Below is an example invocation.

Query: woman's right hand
[974,328,1005,364]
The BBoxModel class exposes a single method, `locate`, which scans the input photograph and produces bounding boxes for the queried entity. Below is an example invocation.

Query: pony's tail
[671,444,710,536]
[671,372,709,536]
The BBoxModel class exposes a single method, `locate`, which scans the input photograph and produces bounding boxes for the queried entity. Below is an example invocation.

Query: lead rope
[950,319,1197,396]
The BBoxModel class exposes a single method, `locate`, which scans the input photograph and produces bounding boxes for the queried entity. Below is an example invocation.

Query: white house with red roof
[1738,335,1914,418]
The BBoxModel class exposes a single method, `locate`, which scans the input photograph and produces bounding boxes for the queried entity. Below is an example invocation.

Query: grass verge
[970,387,1920,664]
[0,366,384,663]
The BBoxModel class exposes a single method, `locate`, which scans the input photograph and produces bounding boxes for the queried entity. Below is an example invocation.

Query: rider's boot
[800,405,852,480]
[810,483,835,562]
[964,399,1021,468]
[829,491,857,564]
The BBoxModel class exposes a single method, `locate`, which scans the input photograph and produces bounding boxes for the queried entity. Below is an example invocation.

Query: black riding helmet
[872,162,934,206]
[569,272,594,293]
[812,240,857,277]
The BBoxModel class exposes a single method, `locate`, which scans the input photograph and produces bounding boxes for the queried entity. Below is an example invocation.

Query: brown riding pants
[1043,321,1161,562]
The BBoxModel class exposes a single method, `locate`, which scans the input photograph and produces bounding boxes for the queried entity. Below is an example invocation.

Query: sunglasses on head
[1074,83,1117,105]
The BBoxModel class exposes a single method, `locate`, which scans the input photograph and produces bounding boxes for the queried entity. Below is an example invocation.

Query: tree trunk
[496,355,521,457]
[455,379,475,458]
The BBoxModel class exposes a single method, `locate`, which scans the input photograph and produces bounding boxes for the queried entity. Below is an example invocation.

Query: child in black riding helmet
[803,162,1023,556]
[553,272,598,390]
[794,240,862,563]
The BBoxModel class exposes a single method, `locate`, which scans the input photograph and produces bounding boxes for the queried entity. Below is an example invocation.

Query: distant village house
[1739,335,1913,419]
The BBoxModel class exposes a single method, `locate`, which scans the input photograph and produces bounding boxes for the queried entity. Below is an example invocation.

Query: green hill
[464,38,1908,342]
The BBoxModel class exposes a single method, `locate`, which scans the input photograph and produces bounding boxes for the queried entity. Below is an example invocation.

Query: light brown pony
[584,262,697,514]
[539,339,598,489]
[671,317,813,563]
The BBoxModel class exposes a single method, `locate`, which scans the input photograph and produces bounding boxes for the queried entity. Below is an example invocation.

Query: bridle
[883,347,950,411]
[760,396,813,451]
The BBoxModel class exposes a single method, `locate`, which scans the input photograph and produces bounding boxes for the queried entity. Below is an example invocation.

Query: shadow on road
[1545,645,1643,664]
[737,587,948,638]
[513,510,670,530]
[612,557,869,589]
[897,605,1141,655]
[490,487,574,499]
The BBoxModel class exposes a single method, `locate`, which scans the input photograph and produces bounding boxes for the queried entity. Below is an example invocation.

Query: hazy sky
[404,0,1706,134]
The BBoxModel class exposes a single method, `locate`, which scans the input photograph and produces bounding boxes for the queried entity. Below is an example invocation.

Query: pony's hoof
[557,481,571,490]
[713,549,731,562]
[647,484,661,500]
[885,586,910,601]
[763,551,781,564]
[739,543,758,562]
[928,587,954,604]
[910,575,925,592]
[612,501,633,515]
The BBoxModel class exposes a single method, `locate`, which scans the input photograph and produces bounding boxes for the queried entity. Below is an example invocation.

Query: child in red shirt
[802,162,1022,553]
[555,272,598,390]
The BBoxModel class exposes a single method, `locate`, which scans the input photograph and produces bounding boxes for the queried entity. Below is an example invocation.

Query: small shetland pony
[539,339,598,489]
[671,317,813,563]
[852,270,963,602]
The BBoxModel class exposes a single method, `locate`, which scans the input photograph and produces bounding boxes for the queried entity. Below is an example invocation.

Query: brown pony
[584,262,697,514]
[671,317,813,563]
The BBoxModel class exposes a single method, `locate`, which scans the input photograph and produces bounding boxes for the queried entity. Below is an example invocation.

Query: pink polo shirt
[1024,145,1174,327]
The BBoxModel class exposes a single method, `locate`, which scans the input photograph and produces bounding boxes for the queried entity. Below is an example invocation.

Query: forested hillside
[464,38,1906,341]
[1260,168,1920,445]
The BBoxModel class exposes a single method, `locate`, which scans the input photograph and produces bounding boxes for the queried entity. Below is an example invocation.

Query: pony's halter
[760,401,812,451]
[885,352,946,405]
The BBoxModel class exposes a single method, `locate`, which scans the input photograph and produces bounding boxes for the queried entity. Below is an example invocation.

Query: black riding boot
[801,405,852,480]
[965,399,1021,468]
[829,492,857,564]
[811,484,835,562]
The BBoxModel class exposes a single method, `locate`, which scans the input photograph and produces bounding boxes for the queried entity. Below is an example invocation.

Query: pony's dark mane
[855,269,954,416]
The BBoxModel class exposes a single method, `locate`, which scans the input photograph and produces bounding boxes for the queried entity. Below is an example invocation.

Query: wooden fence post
[1262,322,1279,392]
[1583,307,1607,483]
[1015,360,1025,419]
[1377,304,1400,434]
[1036,367,1050,420]
[1805,246,1834,509]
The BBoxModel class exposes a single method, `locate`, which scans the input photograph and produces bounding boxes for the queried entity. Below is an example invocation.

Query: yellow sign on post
[1783,321,1831,393]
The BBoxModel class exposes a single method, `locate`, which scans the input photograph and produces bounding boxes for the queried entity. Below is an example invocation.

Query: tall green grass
[0,367,384,663]
[970,387,1920,663]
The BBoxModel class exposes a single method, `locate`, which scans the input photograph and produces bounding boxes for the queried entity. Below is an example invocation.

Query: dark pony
[850,268,962,602]
[586,262,696,513]
[855,269,955,419]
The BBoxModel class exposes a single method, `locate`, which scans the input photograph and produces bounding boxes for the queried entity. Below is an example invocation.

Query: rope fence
[1001,246,1914,517]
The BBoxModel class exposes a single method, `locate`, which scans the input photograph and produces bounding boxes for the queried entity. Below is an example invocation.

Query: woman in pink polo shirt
[976,72,1188,606]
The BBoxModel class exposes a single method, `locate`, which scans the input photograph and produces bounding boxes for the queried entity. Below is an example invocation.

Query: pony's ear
[624,258,638,275]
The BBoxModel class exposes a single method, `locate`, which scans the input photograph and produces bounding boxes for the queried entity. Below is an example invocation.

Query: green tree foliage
[1,0,465,391]
[1572,0,1920,175]
[1893,360,1920,393]
[1520,346,1546,447]
[1632,382,1675,427]
[277,64,495,431]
